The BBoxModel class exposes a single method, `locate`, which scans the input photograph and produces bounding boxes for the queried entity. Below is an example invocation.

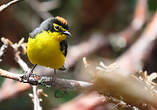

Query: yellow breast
[27,31,65,69]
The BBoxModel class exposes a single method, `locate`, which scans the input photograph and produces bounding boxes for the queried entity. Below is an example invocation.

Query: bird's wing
[60,39,68,57]
[59,40,68,71]
[29,17,54,38]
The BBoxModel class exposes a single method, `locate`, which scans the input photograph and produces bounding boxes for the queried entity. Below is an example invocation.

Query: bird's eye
[55,26,59,30]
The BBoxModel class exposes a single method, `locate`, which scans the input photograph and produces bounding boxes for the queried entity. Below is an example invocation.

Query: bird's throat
[48,31,66,41]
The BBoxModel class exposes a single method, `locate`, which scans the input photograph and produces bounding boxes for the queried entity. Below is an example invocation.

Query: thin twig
[15,51,29,71]
[33,86,42,110]
[0,44,7,60]
[0,38,9,61]
[0,69,22,81]
[1,37,29,71]
[0,0,23,12]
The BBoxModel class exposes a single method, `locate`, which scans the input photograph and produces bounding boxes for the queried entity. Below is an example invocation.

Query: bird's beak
[62,31,72,38]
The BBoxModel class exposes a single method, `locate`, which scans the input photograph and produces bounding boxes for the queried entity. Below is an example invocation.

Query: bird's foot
[20,69,33,82]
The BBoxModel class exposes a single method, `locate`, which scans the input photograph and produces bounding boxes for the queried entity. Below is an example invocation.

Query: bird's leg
[21,64,37,81]
[54,69,56,76]
[53,69,56,82]
[27,64,37,77]
[30,64,37,74]
[50,69,56,86]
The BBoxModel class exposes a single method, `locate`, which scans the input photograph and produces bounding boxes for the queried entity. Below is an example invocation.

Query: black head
[50,16,71,37]
[29,16,71,38]
[53,16,69,30]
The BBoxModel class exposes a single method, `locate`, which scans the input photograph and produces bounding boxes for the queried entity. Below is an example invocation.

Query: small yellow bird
[27,16,71,74]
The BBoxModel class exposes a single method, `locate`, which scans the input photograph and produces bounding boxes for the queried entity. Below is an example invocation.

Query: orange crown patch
[56,16,68,25]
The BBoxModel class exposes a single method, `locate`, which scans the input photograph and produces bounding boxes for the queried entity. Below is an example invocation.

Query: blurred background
[0,0,157,110]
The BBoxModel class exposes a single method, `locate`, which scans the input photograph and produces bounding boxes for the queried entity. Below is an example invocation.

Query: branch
[0,0,23,12]
[0,69,22,81]
[0,68,92,89]
[1,37,29,71]
[116,11,157,75]
[110,0,147,48]
[0,38,9,61]
[15,51,29,71]
[92,70,157,109]
[33,86,42,110]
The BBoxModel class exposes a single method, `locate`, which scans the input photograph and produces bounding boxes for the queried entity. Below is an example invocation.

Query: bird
[27,16,71,76]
